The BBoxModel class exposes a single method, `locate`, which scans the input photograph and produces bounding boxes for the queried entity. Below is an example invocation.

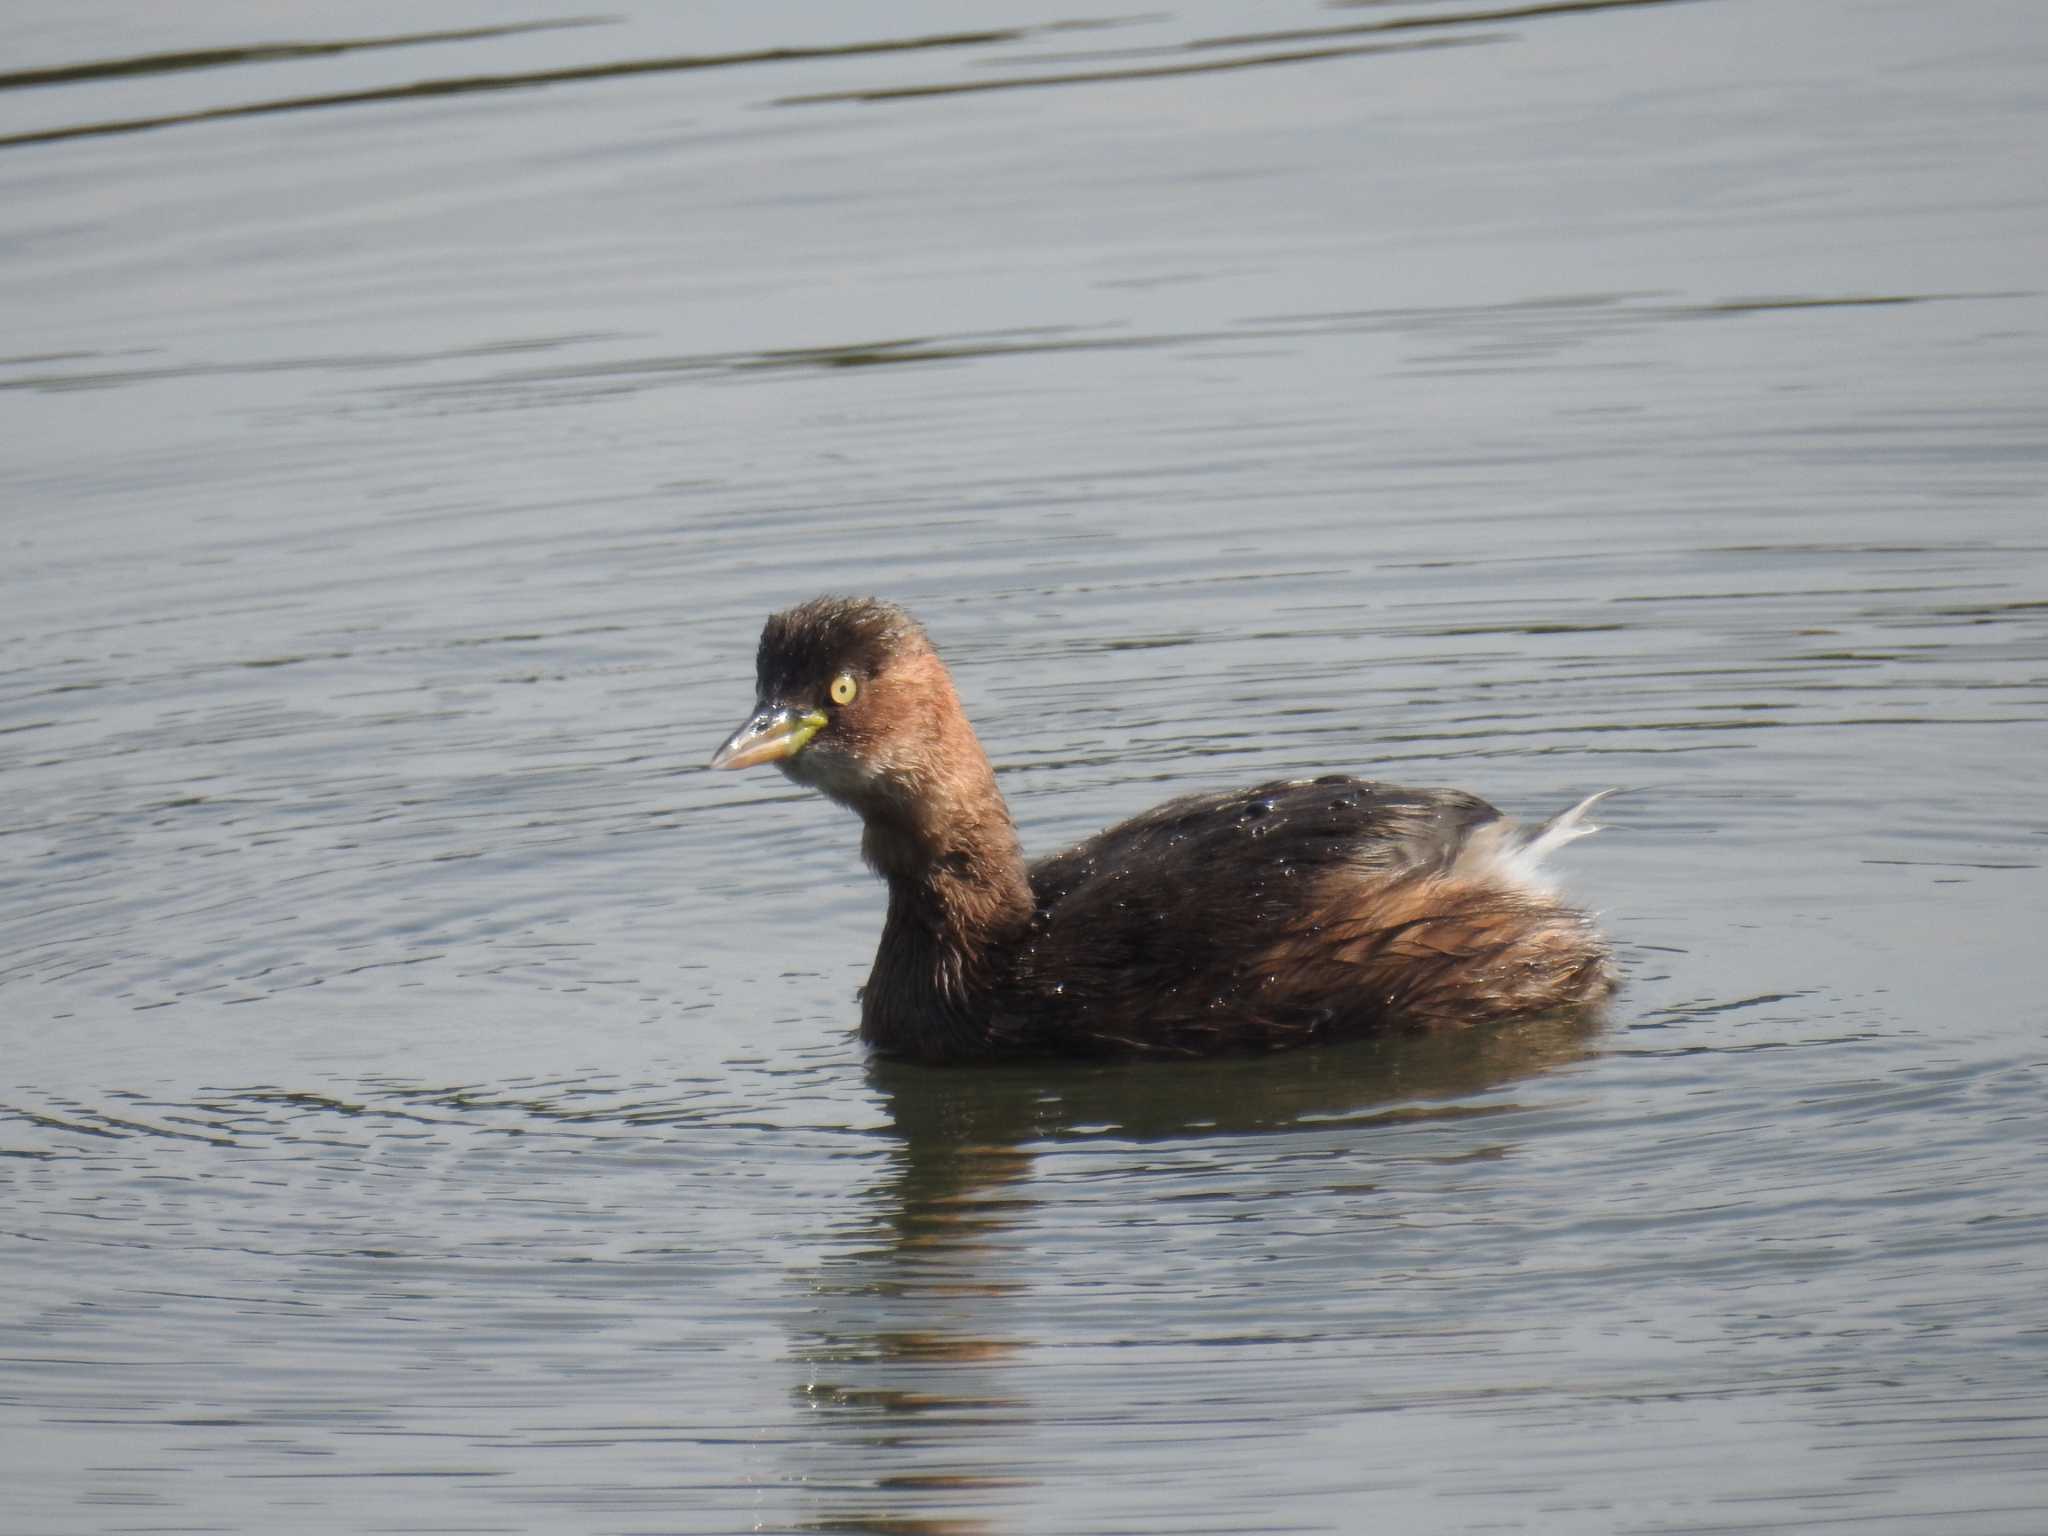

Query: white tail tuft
[1459,790,1616,896]
[1523,789,1616,862]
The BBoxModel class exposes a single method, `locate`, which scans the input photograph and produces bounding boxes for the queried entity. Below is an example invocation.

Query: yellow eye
[829,673,859,706]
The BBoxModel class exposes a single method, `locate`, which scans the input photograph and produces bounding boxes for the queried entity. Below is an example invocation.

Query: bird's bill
[709,704,827,770]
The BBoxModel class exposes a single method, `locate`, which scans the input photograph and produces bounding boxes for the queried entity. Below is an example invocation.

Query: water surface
[4,1,2047,1531]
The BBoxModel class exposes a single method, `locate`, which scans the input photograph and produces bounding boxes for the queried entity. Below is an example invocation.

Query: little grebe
[711,597,1614,1063]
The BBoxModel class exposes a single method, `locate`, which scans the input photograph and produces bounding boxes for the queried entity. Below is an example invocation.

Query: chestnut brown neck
[851,653,1033,1057]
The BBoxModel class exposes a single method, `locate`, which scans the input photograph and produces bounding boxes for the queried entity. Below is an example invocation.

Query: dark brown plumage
[711,596,1615,1064]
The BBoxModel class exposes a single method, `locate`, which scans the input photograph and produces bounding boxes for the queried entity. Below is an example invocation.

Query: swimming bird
[710,597,1613,1063]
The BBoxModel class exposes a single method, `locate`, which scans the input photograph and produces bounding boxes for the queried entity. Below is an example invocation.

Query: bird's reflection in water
[786,1015,1604,1532]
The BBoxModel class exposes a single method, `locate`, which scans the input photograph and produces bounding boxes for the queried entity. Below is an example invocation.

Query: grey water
[4,1,2047,1531]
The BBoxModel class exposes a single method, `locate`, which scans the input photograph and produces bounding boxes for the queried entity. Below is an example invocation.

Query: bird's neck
[857,717,1034,1059]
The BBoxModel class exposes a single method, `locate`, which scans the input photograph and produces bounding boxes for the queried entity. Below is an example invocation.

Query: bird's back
[991,776,1609,1056]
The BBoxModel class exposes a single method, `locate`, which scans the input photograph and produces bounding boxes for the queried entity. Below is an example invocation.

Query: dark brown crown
[755,596,929,703]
